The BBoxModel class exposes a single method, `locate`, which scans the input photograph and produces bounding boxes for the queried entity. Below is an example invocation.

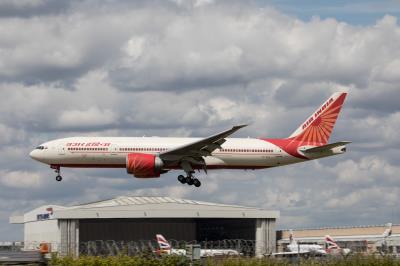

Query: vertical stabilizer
[289,229,297,245]
[382,223,393,238]
[325,235,339,249]
[156,234,171,250]
[289,92,347,146]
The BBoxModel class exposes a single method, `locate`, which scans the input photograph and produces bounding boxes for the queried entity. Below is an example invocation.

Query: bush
[50,254,191,266]
[50,254,400,266]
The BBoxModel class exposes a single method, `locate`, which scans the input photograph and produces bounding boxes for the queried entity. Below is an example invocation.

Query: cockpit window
[36,146,45,150]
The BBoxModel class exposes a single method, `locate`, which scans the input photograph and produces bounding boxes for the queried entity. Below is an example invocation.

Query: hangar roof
[10,196,279,223]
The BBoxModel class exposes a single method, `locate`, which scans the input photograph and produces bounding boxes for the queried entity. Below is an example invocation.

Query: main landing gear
[177,174,201,187]
[177,161,202,187]
[51,165,62,182]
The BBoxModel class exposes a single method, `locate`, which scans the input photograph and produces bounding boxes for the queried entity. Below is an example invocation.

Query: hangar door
[79,218,196,242]
[196,218,256,241]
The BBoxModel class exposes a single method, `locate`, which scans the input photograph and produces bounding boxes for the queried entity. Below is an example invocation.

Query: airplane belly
[57,152,126,167]
[213,153,304,168]
[208,154,269,168]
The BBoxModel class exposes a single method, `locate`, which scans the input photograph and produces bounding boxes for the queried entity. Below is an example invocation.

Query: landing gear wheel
[51,166,62,182]
[187,178,194,186]
[178,175,186,184]
[193,178,201,187]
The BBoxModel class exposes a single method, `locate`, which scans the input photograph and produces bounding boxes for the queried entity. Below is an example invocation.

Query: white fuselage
[30,137,307,170]
[166,248,240,257]
[30,136,344,174]
[288,243,327,254]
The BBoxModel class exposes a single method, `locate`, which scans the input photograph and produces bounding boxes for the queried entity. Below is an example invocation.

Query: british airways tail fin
[382,223,392,238]
[289,92,347,146]
[156,234,171,250]
[325,235,340,249]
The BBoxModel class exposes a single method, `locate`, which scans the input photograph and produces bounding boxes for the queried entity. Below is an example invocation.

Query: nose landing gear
[51,165,62,182]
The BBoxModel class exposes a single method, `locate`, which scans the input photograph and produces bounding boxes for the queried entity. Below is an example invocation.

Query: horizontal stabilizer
[303,141,351,153]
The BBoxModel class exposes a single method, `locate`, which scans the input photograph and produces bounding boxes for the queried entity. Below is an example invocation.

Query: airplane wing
[302,141,351,153]
[159,125,247,165]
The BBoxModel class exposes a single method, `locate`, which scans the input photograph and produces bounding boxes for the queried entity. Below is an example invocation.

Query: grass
[50,254,400,266]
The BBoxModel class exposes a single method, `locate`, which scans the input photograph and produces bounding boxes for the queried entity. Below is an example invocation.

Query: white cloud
[0,171,45,188]
[57,107,117,129]
[325,187,400,209]
[121,36,146,64]
[335,156,399,185]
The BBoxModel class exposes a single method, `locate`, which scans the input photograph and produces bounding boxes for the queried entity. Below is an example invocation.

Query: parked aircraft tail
[289,229,297,245]
[325,235,340,250]
[382,223,393,238]
[156,234,171,250]
[325,235,351,255]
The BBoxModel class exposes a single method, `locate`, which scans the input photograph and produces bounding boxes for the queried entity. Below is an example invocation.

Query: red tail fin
[262,92,348,159]
[289,92,347,146]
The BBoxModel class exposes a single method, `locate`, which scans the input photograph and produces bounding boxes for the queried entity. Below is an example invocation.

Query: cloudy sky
[1,0,400,240]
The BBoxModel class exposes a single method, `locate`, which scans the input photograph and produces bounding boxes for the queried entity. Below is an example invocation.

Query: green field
[50,254,400,266]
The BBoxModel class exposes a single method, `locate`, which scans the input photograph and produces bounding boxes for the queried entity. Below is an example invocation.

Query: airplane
[323,223,393,255]
[286,230,327,255]
[155,234,240,257]
[30,92,349,187]
[269,230,326,257]
[324,235,351,255]
[376,223,392,254]
[155,234,186,256]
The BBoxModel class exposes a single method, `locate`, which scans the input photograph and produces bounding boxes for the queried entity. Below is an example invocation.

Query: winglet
[232,124,248,130]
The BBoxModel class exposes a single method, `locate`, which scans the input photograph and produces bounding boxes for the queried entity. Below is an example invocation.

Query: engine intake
[126,153,164,178]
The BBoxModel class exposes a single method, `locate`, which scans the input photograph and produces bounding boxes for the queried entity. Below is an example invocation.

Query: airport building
[10,196,279,257]
[277,224,400,254]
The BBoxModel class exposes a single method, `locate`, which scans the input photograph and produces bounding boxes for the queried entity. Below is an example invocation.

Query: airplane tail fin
[325,235,339,250]
[288,92,347,146]
[289,229,297,245]
[382,223,392,238]
[156,234,171,250]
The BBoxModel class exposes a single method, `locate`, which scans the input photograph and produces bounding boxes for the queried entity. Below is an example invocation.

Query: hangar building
[10,196,279,257]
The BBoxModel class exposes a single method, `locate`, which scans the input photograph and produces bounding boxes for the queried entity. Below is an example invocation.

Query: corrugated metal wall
[59,219,79,257]
[255,218,276,257]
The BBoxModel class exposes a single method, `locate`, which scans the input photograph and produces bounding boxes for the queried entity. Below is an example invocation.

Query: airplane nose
[29,150,39,160]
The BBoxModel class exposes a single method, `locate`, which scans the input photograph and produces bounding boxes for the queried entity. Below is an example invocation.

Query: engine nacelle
[126,153,164,178]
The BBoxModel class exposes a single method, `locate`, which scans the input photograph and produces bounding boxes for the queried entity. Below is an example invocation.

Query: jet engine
[126,153,164,178]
